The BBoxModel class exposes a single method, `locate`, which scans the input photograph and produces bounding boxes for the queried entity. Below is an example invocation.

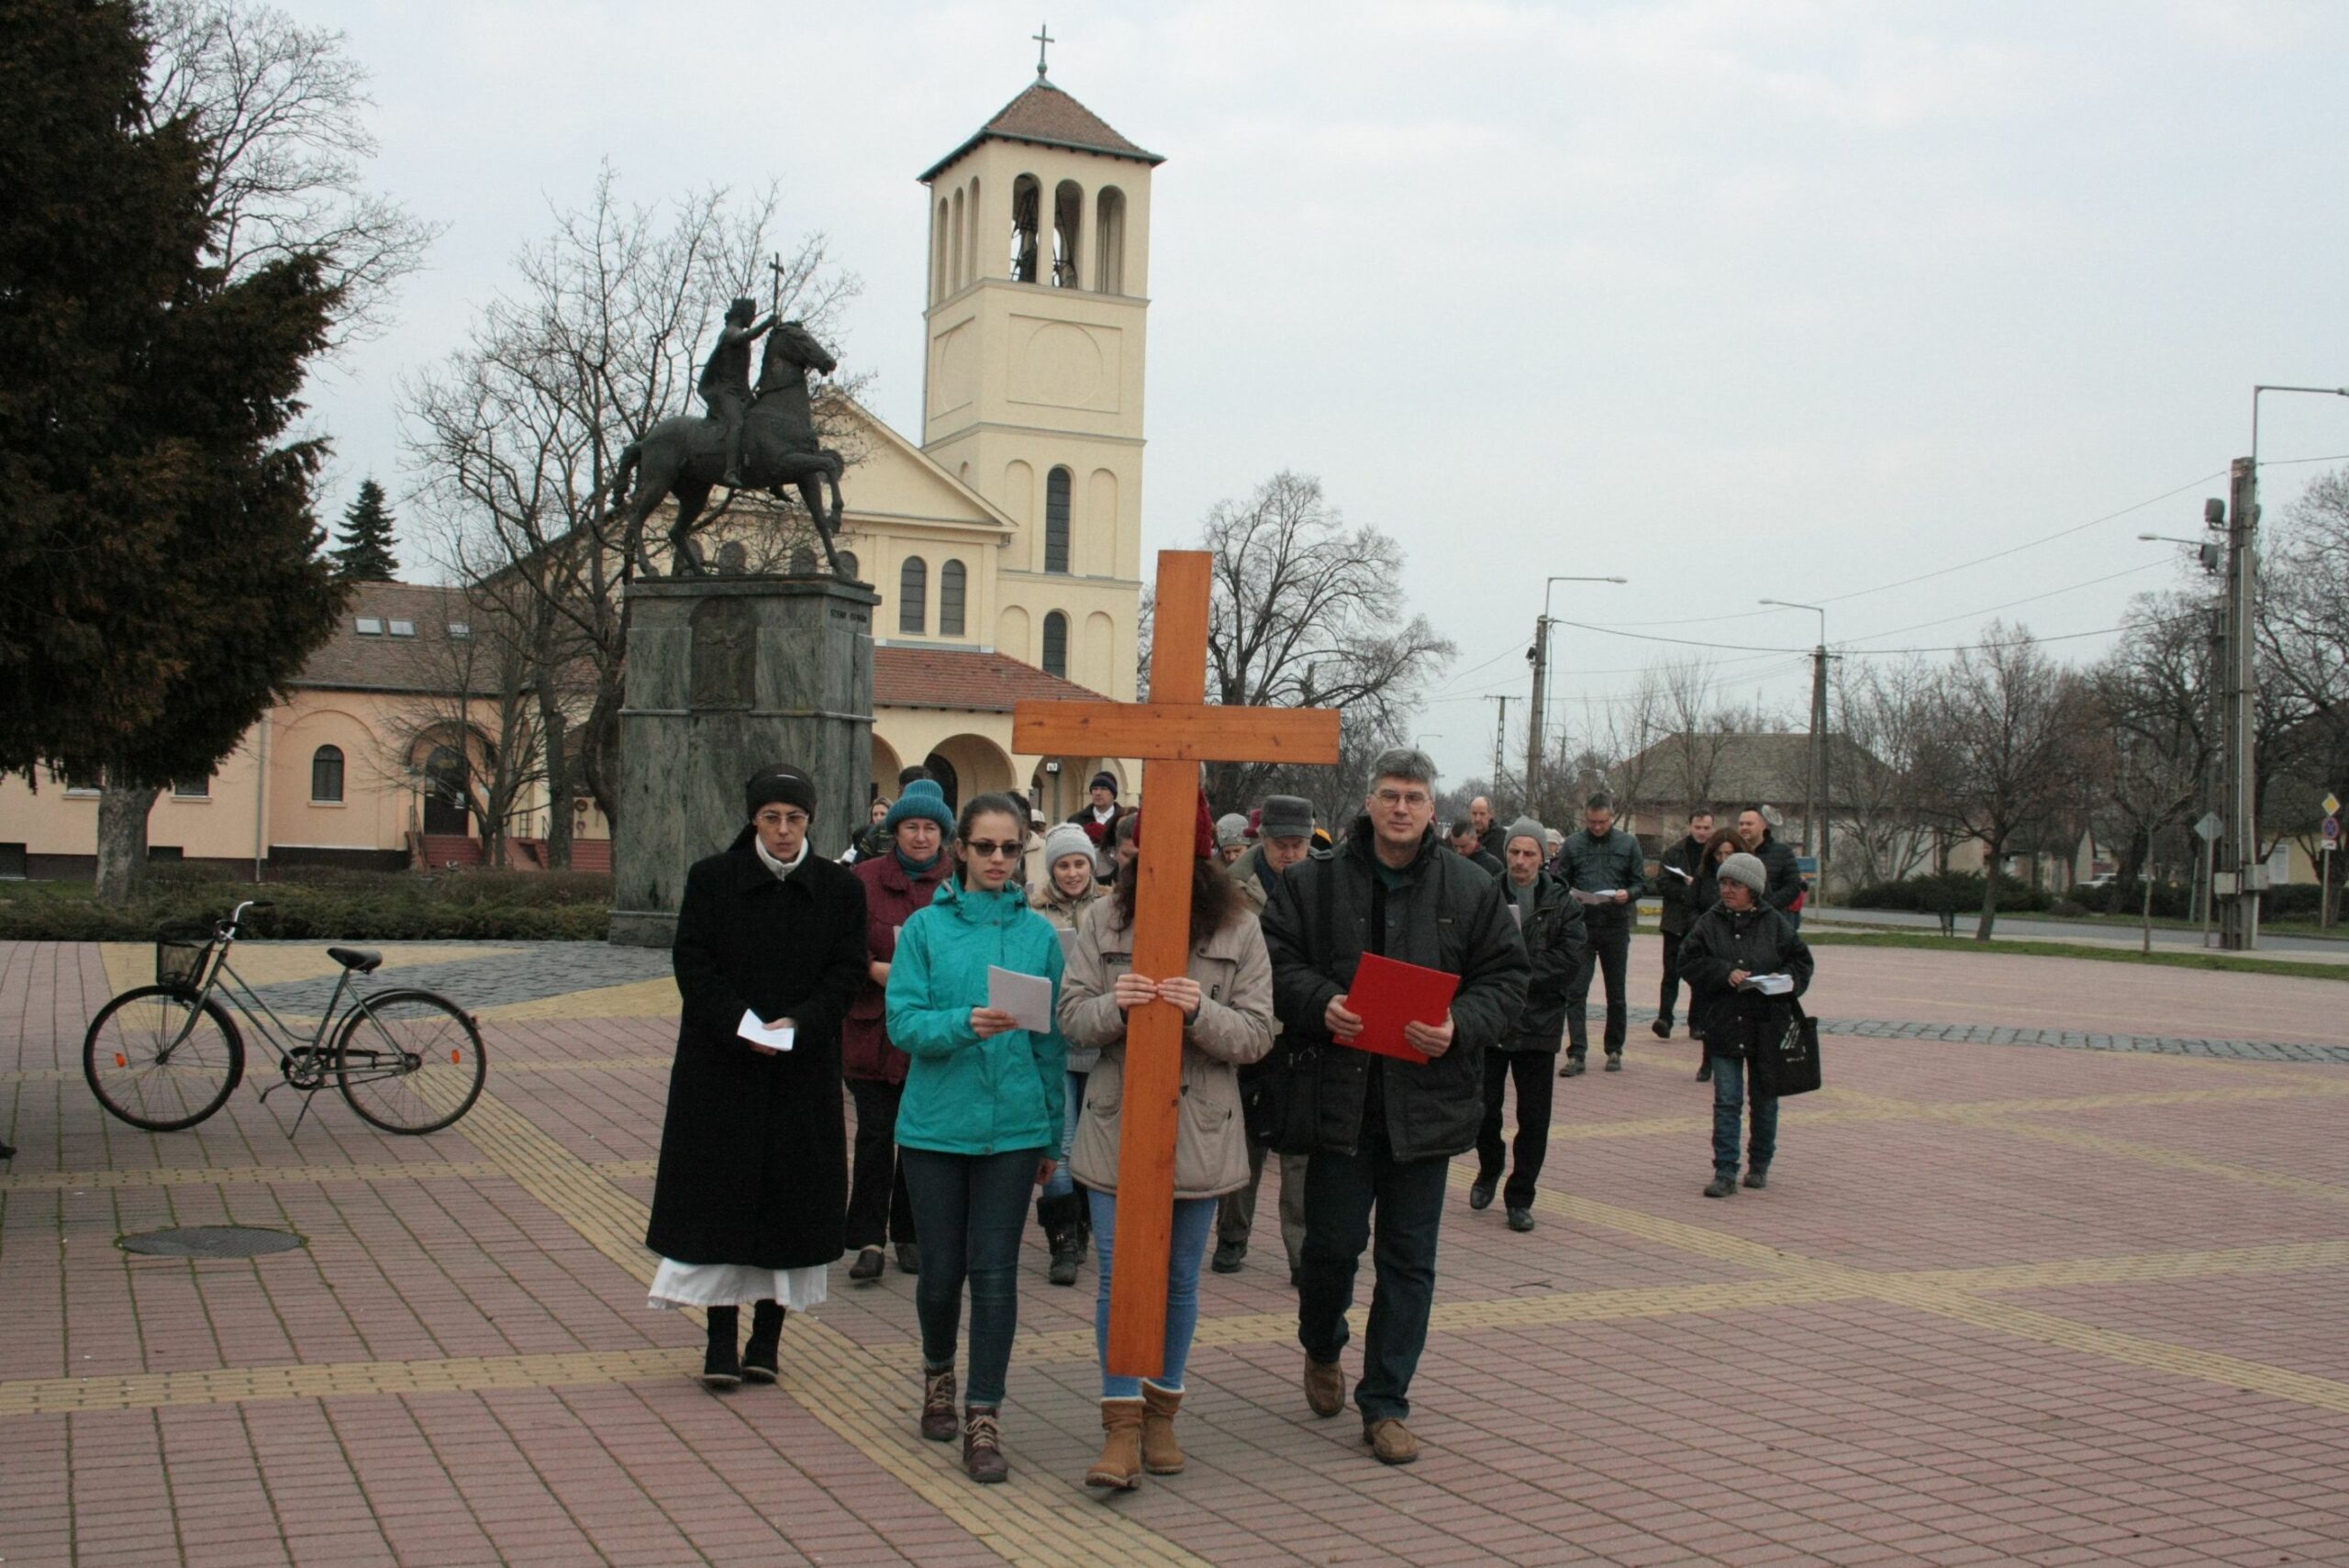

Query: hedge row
[1842,872,2054,915]
[0,871,614,942]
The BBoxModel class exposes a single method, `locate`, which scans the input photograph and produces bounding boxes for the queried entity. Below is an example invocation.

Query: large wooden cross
[1015,550,1341,1374]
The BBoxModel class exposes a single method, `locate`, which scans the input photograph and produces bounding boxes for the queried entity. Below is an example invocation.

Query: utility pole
[2216,458,2262,950]
[1524,619,1549,809]
[1807,641,1830,885]
[1488,695,1511,794]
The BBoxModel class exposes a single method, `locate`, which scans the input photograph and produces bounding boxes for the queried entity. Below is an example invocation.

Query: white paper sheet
[987,965,1055,1034]
[1508,903,1523,927]
[736,1009,795,1051]
[1736,973,1795,996]
[1572,888,1621,905]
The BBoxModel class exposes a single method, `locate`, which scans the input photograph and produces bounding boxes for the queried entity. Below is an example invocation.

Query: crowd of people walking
[647,752,1818,1488]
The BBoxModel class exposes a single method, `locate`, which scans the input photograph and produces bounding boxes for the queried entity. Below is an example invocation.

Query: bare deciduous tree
[1914,622,2098,939]
[1158,473,1455,814]
[1831,655,1937,889]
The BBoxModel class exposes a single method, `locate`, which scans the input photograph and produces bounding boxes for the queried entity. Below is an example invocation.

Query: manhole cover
[119,1225,307,1259]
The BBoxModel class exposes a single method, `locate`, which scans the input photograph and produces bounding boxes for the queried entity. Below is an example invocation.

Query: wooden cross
[1015,550,1340,1375]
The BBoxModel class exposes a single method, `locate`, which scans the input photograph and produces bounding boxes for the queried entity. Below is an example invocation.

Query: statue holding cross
[1016,550,1341,1395]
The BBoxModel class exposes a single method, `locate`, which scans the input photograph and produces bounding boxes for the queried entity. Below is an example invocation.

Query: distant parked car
[2082,873,2118,890]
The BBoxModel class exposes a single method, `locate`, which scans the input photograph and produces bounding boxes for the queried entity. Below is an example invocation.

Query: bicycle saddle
[327,946,384,973]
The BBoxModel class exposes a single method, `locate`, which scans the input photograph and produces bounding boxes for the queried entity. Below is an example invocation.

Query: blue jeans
[900,1146,1043,1407]
[1087,1189,1217,1398]
[1040,1071,1086,1200]
[1709,1053,1778,1175]
[1296,1133,1450,1423]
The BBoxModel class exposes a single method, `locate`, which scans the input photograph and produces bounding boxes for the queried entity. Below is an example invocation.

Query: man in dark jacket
[1447,817,1504,879]
[1471,817,1586,1232]
[1553,793,1648,1074]
[1735,806,1806,926]
[1678,851,1814,1198]
[649,763,869,1387]
[1065,770,1130,883]
[1653,808,1718,1054]
[1262,748,1531,1466]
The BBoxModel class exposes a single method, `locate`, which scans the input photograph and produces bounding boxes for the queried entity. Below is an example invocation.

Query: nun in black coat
[645,763,868,1387]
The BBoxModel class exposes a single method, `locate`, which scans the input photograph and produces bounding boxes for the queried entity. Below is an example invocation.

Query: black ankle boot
[742,1300,785,1383]
[702,1305,741,1388]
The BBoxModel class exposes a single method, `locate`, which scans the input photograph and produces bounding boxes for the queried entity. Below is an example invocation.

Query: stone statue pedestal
[607,574,879,948]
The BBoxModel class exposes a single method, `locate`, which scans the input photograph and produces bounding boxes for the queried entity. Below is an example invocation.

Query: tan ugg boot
[1084,1398,1144,1491]
[1140,1382,1185,1474]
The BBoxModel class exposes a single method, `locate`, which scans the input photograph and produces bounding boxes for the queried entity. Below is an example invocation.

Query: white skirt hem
[647,1258,829,1313]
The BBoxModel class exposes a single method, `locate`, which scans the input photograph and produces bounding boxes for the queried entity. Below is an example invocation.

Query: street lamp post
[1527,575,1628,813]
[1759,598,1831,889]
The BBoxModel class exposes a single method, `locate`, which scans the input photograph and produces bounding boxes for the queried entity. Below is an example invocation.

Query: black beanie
[745,763,818,820]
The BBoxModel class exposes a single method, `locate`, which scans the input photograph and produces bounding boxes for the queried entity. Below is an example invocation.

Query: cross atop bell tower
[916,64,1163,700]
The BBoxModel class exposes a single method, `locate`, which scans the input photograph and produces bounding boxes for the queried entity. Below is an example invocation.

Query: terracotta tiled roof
[875,646,1105,714]
[291,582,498,696]
[919,78,1164,182]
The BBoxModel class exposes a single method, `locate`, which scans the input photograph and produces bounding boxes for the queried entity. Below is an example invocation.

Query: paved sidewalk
[5,938,2349,1566]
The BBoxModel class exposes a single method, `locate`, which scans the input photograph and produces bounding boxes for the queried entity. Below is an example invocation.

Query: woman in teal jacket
[885,791,1067,1484]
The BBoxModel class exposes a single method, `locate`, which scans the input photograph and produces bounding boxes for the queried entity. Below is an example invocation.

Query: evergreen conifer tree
[332,478,399,579]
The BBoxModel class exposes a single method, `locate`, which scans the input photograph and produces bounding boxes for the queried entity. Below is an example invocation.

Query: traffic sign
[2327,793,2342,816]
[2194,811,2223,843]
[2324,815,2342,846]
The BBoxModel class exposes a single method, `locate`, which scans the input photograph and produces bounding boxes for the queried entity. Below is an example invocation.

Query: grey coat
[1058,898,1275,1197]
[1260,819,1531,1162]
[1553,828,1649,926]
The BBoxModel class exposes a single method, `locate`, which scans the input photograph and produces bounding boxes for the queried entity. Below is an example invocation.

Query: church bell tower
[917,46,1160,701]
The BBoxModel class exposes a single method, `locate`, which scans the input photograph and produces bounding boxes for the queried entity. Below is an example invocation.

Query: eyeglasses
[755,810,810,828]
[962,840,1020,860]
[1372,790,1431,808]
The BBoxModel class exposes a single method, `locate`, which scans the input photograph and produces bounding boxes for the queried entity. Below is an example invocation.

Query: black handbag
[1751,1003,1822,1098]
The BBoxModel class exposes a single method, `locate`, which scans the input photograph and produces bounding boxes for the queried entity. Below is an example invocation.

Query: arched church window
[899,557,928,634]
[950,188,964,294]
[1051,181,1083,287]
[940,561,967,637]
[1045,468,1072,573]
[933,199,949,301]
[1009,175,1041,284]
[311,744,344,804]
[1041,611,1069,678]
[1095,187,1126,295]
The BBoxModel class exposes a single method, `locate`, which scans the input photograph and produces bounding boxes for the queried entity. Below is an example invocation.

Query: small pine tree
[332,479,399,580]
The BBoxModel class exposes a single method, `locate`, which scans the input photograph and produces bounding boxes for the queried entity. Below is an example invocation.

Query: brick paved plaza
[4,936,2347,1567]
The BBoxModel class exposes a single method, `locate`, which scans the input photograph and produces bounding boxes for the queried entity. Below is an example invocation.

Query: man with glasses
[1261,749,1529,1465]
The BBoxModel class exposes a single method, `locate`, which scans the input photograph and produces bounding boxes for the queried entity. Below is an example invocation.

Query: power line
[1840,560,2168,646]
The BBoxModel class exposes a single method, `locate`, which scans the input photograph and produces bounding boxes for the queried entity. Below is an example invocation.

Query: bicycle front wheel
[334,989,486,1134]
[84,985,245,1131]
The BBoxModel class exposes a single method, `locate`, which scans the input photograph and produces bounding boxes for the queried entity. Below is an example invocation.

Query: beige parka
[1057,892,1276,1197]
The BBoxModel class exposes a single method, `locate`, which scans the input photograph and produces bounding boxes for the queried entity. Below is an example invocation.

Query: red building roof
[919,79,1164,182]
[874,647,1106,714]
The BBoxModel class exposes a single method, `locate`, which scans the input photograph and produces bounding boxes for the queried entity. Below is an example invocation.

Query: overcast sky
[296,0,2349,791]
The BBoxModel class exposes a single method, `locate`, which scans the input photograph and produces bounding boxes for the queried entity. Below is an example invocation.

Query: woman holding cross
[1058,792,1275,1491]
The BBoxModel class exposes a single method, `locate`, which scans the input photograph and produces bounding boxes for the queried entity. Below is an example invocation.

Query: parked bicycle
[83,900,486,1135]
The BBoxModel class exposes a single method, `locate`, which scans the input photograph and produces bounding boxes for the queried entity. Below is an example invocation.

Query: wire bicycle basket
[154,926,217,990]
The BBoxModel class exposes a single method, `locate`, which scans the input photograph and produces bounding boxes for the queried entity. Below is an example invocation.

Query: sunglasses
[962,839,1021,860]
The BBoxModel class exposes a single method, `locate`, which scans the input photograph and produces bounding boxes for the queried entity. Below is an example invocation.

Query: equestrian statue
[606,290,851,579]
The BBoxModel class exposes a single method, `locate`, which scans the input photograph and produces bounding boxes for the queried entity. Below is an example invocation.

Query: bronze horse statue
[607,319,849,577]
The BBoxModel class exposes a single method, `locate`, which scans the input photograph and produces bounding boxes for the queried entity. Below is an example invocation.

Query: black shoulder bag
[1243,854,1336,1151]
[1750,998,1823,1098]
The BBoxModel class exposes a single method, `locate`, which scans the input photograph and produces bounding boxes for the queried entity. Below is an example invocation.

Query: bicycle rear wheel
[334,989,485,1134]
[84,985,245,1131]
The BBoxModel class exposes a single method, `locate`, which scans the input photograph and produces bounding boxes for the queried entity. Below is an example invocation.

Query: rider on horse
[700,296,776,490]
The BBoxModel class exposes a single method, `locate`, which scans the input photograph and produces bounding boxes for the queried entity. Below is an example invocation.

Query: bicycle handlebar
[221,899,276,936]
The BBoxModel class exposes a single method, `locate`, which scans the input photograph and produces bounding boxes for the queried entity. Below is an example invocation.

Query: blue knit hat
[883,779,955,836]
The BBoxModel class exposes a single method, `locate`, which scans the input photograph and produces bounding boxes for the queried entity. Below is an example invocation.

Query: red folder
[1340,953,1461,1063]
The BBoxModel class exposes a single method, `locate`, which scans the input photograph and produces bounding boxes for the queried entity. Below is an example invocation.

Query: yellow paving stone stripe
[0,1159,506,1192]
[480,976,682,1020]
[1906,1239,2349,1294]
[445,1089,1213,1568]
[0,1346,691,1417]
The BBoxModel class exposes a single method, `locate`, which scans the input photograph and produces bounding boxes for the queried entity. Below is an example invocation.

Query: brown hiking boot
[1084,1398,1144,1491]
[918,1364,957,1442]
[962,1405,1008,1483]
[1364,1417,1421,1465]
[1140,1382,1186,1475]
[1303,1355,1345,1418]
